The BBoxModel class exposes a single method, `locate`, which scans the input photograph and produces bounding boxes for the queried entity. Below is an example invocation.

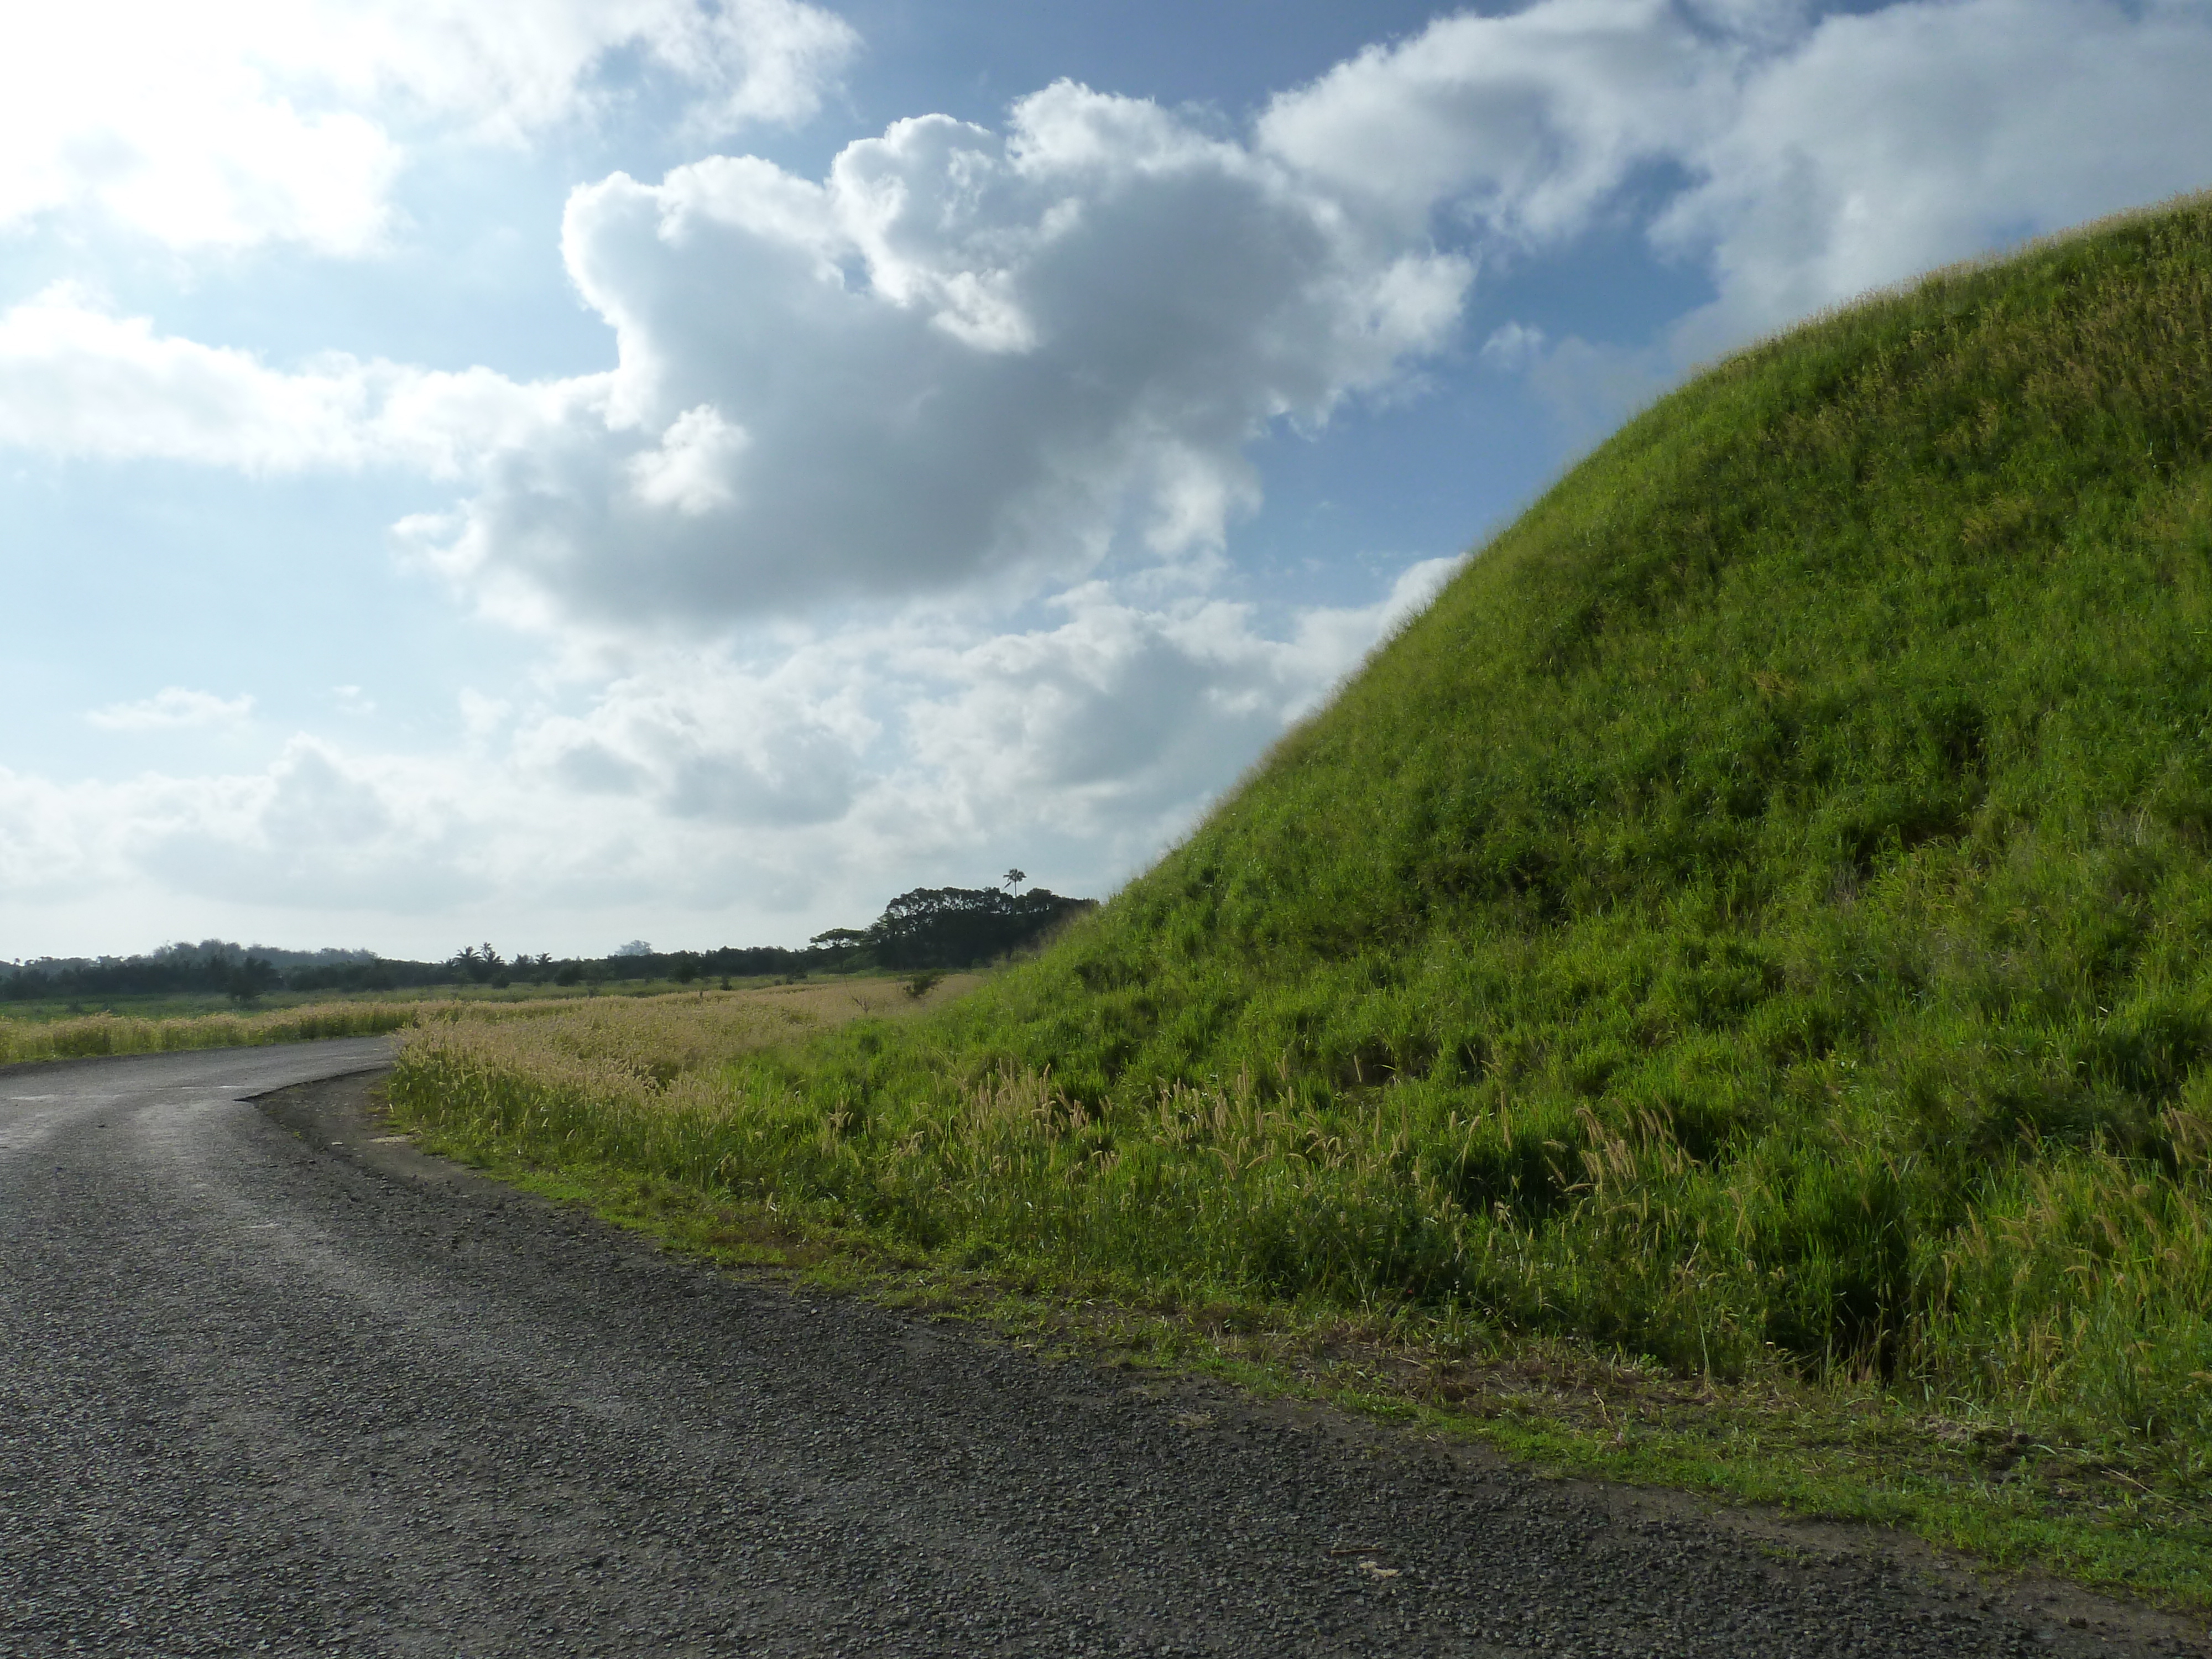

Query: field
[0,1000,421,1066]
[0,974,959,1068]
[0,973,796,1026]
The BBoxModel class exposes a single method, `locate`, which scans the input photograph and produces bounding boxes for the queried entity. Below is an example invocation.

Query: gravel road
[1,1041,2201,1657]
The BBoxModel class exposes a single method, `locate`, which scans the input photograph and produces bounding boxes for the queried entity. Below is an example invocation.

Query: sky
[3,0,2209,963]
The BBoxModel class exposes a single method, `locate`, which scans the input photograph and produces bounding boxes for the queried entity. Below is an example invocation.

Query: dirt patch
[253,1065,487,1188]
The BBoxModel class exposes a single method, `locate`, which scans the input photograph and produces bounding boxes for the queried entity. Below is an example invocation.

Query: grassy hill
[395,197,2212,1493]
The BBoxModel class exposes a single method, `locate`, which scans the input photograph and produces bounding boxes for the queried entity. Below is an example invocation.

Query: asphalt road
[1,1041,2201,1657]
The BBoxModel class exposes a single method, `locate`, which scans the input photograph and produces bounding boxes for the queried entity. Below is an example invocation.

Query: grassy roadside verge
[380,1065,2212,1616]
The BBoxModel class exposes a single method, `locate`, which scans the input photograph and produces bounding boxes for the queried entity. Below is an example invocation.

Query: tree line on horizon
[0,881,1094,1004]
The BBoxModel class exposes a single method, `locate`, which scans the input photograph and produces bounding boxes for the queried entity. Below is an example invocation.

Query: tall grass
[0,985,790,1067]
[389,998,2212,1464]
[0,1001,424,1066]
[390,197,2212,1472]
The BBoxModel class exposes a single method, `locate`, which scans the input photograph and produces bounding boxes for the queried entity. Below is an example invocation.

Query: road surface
[0,1041,2196,1656]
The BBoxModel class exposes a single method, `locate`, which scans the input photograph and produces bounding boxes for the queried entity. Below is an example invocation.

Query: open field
[0,974,971,1067]
[0,1001,422,1066]
[0,973,866,1026]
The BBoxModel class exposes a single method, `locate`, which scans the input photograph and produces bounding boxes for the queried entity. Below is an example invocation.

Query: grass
[0,975,957,1067]
[383,194,2212,1606]
[383,1026,2212,1610]
[0,1000,422,1065]
[0,973,820,1026]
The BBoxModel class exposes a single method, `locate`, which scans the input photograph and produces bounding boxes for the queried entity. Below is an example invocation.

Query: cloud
[133,742,487,912]
[86,688,255,732]
[513,651,873,829]
[396,83,1471,632]
[1256,0,1733,242]
[0,0,858,255]
[505,552,1463,877]
[1480,321,1550,375]
[1656,0,2212,349]
[627,405,750,515]
[1262,0,2212,351]
[2,555,1459,946]
[8,0,2200,639]
[22,0,2200,639]
[0,284,593,474]
[439,0,2212,635]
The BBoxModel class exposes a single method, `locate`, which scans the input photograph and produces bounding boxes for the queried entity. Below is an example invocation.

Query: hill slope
[765,195,2212,1429]
[402,197,2212,1467]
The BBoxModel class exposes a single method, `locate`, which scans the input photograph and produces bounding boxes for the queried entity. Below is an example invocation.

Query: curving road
[0,1041,2197,1657]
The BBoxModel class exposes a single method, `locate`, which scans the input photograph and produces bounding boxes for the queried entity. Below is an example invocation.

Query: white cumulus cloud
[11,0,2203,640]
[19,0,2202,638]
[1657,0,2212,349]
[0,284,597,475]
[86,688,256,732]
[1264,0,2212,351]
[0,0,857,255]
[402,81,1472,630]
[1257,0,1734,242]
[627,405,750,516]
[2,552,1460,951]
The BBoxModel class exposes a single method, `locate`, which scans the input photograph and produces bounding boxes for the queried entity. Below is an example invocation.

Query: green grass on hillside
[389,198,2212,1581]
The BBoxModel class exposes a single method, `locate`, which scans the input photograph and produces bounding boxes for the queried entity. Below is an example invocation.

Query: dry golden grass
[392,975,982,1125]
[0,1001,422,1066]
[0,974,977,1073]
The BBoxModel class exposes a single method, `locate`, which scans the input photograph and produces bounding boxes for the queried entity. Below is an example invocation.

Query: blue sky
[3,0,2208,961]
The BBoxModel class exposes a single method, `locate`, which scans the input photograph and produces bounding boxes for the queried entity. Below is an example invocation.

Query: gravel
[1,1040,2201,1657]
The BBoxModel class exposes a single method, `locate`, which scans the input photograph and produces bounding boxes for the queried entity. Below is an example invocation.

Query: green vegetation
[0,972,969,1065]
[385,196,2212,1598]
[4,884,1089,1008]
[811,883,1094,969]
[0,977,768,1028]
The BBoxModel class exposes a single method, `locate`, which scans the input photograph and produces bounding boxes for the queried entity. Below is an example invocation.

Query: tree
[226,956,278,1006]
[1003,868,1026,891]
[857,885,1093,969]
